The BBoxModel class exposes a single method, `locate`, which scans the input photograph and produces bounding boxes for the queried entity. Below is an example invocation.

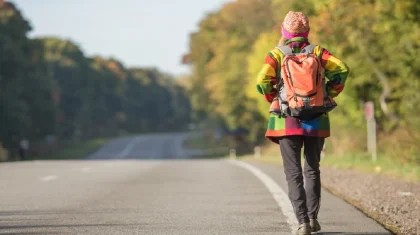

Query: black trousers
[279,136,324,224]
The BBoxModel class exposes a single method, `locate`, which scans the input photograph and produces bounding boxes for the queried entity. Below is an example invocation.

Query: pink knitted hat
[282,11,310,39]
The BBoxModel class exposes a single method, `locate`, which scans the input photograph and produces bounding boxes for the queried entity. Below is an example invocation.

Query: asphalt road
[0,133,391,235]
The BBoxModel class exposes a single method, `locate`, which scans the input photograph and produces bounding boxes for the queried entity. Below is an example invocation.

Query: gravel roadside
[321,167,420,235]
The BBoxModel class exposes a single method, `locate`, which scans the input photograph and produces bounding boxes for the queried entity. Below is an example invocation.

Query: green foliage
[0,2,56,157]
[39,37,94,136]
[125,68,191,132]
[187,0,274,131]
[0,1,191,159]
[185,0,420,163]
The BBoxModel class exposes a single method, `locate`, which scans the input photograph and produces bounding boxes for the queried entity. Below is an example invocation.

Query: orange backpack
[273,45,336,121]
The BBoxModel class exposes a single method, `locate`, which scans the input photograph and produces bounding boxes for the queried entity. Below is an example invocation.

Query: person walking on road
[256,11,349,235]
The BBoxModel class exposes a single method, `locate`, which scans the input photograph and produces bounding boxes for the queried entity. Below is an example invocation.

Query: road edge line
[40,175,58,182]
[117,137,139,159]
[229,159,296,233]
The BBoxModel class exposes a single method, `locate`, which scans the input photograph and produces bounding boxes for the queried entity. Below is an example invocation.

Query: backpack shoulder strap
[276,46,293,56]
[304,44,324,60]
[303,44,316,54]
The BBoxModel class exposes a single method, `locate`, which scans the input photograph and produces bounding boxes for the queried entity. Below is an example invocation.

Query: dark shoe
[293,223,311,235]
[310,219,321,232]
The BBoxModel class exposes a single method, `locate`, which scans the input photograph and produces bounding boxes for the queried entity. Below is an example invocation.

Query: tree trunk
[358,43,399,124]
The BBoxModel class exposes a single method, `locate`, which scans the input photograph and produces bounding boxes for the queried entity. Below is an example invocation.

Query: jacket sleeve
[320,48,350,97]
[256,53,278,103]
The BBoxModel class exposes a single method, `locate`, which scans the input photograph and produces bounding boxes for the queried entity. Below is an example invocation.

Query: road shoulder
[243,160,393,234]
[321,167,420,235]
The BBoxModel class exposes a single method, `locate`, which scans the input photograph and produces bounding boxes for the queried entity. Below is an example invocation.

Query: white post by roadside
[254,146,261,159]
[364,101,377,162]
[229,148,236,159]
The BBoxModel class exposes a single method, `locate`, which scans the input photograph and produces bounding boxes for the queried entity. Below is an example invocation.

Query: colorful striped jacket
[256,37,349,144]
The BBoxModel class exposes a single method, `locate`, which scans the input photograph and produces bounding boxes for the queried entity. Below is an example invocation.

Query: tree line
[183,0,420,163]
[0,1,191,159]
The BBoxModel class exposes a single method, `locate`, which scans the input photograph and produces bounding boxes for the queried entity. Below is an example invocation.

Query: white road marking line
[397,191,413,196]
[40,175,58,182]
[229,160,297,233]
[81,167,91,172]
[117,137,139,159]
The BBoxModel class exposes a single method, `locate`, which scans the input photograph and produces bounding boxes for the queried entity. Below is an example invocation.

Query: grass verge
[183,134,223,150]
[321,153,419,182]
[182,133,230,158]
[242,153,419,182]
[29,138,110,160]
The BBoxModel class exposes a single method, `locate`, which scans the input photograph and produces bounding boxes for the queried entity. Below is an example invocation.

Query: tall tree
[0,2,55,155]
[187,0,275,132]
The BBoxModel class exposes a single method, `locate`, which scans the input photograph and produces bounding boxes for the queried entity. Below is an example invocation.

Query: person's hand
[326,82,338,98]
[264,89,277,103]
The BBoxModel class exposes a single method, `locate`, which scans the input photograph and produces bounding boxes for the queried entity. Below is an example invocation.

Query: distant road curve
[87,132,205,160]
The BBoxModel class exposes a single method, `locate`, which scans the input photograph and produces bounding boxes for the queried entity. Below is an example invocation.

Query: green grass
[183,135,221,150]
[183,136,207,150]
[242,153,419,182]
[183,133,230,150]
[183,134,230,158]
[321,153,419,182]
[29,138,110,160]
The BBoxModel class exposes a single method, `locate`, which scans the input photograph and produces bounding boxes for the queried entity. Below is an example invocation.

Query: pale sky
[11,0,232,76]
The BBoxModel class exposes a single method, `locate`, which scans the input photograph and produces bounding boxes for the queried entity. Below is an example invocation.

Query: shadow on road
[0,223,146,229]
[318,233,391,235]
[0,209,148,234]
[0,209,140,216]
[0,233,57,235]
